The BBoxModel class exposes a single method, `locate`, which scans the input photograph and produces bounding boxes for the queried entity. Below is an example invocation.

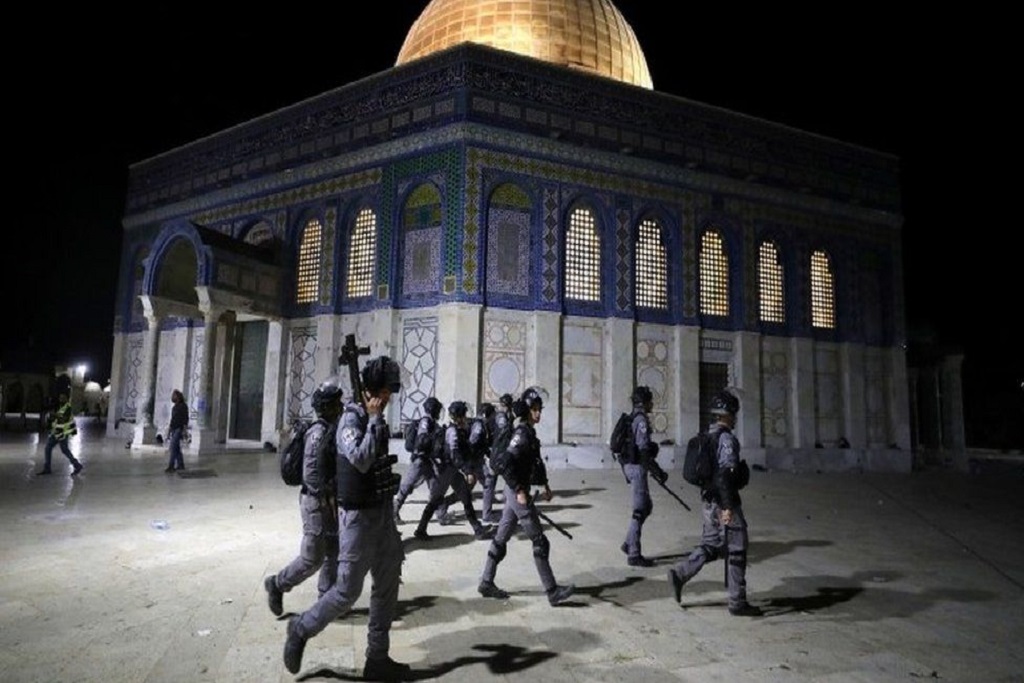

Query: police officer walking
[619,385,666,567]
[470,402,500,523]
[477,387,574,606]
[413,400,493,541]
[668,390,761,616]
[393,396,444,524]
[264,378,342,617]
[283,356,411,679]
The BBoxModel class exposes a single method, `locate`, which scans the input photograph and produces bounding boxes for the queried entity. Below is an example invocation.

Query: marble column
[189,308,220,453]
[132,313,161,446]
[262,320,290,448]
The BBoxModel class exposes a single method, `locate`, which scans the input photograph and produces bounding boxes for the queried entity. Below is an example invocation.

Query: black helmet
[499,393,514,409]
[448,400,469,419]
[423,397,442,419]
[312,377,343,415]
[361,356,401,394]
[478,402,495,419]
[521,387,544,410]
[710,390,740,416]
[631,385,653,406]
[511,399,530,419]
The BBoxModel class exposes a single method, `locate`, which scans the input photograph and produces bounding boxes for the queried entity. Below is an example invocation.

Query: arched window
[635,217,667,309]
[295,218,322,304]
[810,250,836,328]
[758,240,785,323]
[565,206,601,302]
[486,183,532,297]
[346,208,377,298]
[699,229,729,316]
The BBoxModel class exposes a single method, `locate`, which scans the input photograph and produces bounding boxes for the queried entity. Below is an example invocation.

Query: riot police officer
[668,390,762,616]
[478,387,574,606]
[283,356,411,678]
[264,378,342,616]
[620,385,665,567]
[471,402,500,523]
[393,396,444,524]
[413,400,493,541]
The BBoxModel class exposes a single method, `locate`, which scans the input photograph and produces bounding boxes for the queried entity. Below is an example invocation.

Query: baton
[531,491,574,540]
[653,476,691,511]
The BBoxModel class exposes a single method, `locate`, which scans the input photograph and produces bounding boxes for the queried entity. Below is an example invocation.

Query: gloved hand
[650,461,668,485]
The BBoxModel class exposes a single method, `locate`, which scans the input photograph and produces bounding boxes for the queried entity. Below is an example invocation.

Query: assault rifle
[531,490,573,540]
[338,333,400,496]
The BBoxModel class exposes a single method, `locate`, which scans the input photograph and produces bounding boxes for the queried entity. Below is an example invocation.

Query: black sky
[5,5,1018,445]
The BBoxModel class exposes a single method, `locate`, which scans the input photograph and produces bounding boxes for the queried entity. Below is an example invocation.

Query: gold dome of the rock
[396,0,653,90]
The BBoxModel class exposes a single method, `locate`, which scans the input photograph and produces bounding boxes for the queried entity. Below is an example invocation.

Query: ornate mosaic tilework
[615,205,632,312]
[636,331,671,435]
[287,327,317,422]
[320,206,337,307]
[814,347,840,444]
[462,154,478,294]
[400,317,439,423]
[486,208,530,296]
[188,328,204,422]
[542,186,559,303]
[403,228,443,295]
[481,316,527,401]
[121,334,145,420]
[681,192,704,319]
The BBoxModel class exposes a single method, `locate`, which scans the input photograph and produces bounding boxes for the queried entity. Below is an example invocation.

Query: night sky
[5,5,1018,447]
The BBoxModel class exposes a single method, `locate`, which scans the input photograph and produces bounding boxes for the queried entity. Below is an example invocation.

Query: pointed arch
[699,227,729,316]
[811,249,836,329]
[758,239,785,323]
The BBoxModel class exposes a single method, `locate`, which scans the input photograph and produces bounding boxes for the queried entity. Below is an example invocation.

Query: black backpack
[682,431,719,488]
[404,420,418,454]
[281,420,314,486]
[491,414,513,459]
[609,412,634,461]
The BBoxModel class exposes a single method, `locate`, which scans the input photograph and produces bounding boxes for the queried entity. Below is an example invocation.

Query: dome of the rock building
[396,0,653,90]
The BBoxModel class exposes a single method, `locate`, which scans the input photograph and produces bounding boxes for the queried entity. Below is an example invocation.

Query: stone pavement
[1,421,1021,683]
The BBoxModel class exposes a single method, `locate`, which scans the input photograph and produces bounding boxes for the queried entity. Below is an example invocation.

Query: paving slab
[0,422,1021,682]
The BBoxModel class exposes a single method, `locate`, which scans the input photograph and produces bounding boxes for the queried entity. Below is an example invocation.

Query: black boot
[547,584,574,606]
[363,655,412,681]
[264,575,283,616]
[478,580,509,599]
[283,617,307,673]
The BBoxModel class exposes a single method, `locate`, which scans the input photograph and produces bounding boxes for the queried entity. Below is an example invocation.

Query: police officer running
[36,392,82,476]
[413,400,493,541]
[620,385,665,567]
[393,396,444,524]
[668,390,762,616]
[283,356,411,679]
[477,387,574,606]
[264,378,342,617]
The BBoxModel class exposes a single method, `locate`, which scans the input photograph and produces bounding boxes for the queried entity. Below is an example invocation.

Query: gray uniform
[671,423,749,609]
[481,420,558,592]
[622,409,654,560]
[394,415,438,514]
[294,403,404,661]
[274,420,339,598]
[416,423,487,535]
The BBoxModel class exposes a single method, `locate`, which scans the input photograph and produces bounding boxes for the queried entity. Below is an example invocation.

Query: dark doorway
[231,320,268,440]
[699,362,730,430]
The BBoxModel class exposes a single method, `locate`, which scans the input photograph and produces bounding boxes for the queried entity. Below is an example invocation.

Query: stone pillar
[315,314,340,384]
[790,337,816,448]
[132,313,161,446]
[106,332,125,437]
[213,311,237,444]
[733,331,763,448]
[530,311,562,445]
[435,303,483,408]
[603,317,634,436]
[887,346,912,452]
[262,320,290,448]
[840,342,867,448]
[676,326,701,441]
[189,309,221,453]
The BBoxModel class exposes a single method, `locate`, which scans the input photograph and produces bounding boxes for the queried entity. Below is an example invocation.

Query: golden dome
[396,0,653,90]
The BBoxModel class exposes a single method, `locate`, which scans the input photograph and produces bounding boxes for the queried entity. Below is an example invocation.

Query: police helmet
[511,399,530,419]
[312,377,343,415]
[478,402,495,419]
[521,387,544,410]
[361,356,401,394]
[710,390,740,416]
[448,400,469,419]
[499,393,514,409]
[423,397,443,419]
[631,385,653,406]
